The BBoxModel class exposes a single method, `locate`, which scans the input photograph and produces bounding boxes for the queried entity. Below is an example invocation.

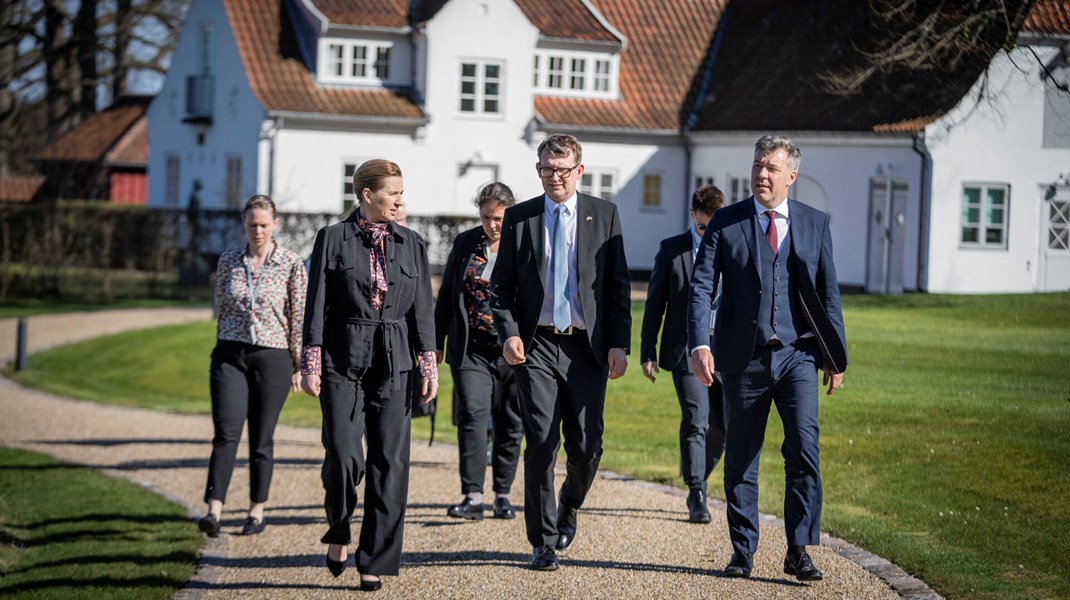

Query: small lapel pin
[585,216,593,222]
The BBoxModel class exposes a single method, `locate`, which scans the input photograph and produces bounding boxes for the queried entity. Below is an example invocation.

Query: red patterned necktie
[764,210,778,254]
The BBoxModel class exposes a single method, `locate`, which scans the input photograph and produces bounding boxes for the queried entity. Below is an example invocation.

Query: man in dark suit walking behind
[640,184,726,524]
[491,133,632,571]
[688,135,847,581]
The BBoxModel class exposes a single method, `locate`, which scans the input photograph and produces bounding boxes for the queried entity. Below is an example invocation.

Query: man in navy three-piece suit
[687,134,848,581]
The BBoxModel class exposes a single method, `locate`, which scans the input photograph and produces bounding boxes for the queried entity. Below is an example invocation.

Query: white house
[148,0,1069,293]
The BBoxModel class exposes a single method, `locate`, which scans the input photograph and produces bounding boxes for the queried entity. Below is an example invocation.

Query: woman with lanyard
[434,182,524,521]
[301,159,437,592]
[199,195,307,537]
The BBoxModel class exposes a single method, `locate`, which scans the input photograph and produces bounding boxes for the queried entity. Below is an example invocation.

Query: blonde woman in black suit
[301,159,437,592]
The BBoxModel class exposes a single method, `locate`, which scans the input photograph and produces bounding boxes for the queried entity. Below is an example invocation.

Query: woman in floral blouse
[434,182,523,522]
[301,159,437,592]
[199,195,307,538]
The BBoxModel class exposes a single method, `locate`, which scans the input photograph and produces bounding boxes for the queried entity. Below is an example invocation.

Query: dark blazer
[686,198,847,375]
[434,225,487,367]
[490,193,632,364]
[303,214,435,382]
[641,230,698,371]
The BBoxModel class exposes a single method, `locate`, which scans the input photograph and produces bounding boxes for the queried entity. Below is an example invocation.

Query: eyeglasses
[696,223,708,231]
[537,164,580,179]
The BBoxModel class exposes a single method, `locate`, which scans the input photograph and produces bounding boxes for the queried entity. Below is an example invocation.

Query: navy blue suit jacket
[641,230,699,371]
[686,198,847,376]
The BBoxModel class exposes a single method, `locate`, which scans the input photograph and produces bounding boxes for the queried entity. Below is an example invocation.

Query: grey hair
[755,134,801,172]
[537,133,583,164]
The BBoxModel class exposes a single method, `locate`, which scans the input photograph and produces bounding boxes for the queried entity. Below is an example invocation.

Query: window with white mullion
[321,39,393,84]
[579,169,616,202]
[351,45,368,78]
[593,59,610,92]
[547,56,564,89]
[459,60,502,115]
[569,58,586,90]
[960,183,1010,248]
[328,43,345,77]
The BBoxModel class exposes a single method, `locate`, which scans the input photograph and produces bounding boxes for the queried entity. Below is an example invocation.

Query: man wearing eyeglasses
[490,133,631,571]
[640,184,726,525]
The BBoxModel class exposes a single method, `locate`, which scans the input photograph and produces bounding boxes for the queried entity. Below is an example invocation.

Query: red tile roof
[0,176,46,202]
[535,0,726,131]
[225,0,425,119]
[312,0,620,42]
[313,0,408,29]
[36,97,149,163]
[514,0,621,44]
[1022,0,1070,35]
[106,116,149,166]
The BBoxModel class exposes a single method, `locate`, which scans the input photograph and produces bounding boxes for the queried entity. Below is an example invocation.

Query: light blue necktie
[552,204,570,332]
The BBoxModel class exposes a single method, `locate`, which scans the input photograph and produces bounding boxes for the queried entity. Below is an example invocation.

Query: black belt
[341,316,407,390]
[537,324,583,336]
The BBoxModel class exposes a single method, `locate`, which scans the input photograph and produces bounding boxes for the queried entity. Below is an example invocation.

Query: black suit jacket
[303,214,435,380]
[686,198,847,375]
[490,193,632,365]
[641,230,702,371]
[434,225,487,367]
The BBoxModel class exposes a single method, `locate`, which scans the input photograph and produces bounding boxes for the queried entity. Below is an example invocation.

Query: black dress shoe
[493,497,516,519]
[240,516,266,535]
[784,549,823,581]
[531,545,559,571]
[687,488,711,524]
[197,514,220,538]
[325,555,347,578]
[447,497,484,520]
[723,550,753,578]
[555,504,578,550]
[359,575,382,591]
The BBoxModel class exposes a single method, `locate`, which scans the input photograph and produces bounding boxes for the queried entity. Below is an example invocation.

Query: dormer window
[533,50,618,99]
[319,38,395,86]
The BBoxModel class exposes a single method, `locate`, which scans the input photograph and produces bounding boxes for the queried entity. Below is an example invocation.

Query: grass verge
[0,446,201,599]
[6,293,1070,599]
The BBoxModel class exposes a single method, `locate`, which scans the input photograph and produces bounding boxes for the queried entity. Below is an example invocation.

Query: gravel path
[0,309,936,599]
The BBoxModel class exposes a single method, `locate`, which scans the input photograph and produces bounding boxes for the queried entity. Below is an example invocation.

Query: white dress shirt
[538,194,586,329]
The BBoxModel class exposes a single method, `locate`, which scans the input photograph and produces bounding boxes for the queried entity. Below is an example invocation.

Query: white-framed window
[579,169,616,202]
[198,22,213,74]
[727,175,749,204]
[534,50,618,99]
[693,175,715,194]
[165,154,180,206]
[320,39,393,85]
[342,162,358,213]
[459,61,502,115]
[960,183,1009,248]
[225,155,242,208]
[642,174,662,208]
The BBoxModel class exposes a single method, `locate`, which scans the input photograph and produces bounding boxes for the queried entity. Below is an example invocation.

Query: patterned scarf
[357,215,391,310]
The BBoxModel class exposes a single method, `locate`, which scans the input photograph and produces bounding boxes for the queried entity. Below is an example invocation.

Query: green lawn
[6,293,1070,599]
[0,446,201,599]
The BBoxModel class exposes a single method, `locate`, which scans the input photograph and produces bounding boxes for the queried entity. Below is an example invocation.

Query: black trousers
[204,340,292,504]
[451,351,523,495]
[513,328,606,549]
[319,365,411,576]
[670,366,726,491]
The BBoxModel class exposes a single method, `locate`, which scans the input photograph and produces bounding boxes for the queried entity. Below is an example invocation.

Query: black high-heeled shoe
[325,554,347,577]
[359,575,382,591]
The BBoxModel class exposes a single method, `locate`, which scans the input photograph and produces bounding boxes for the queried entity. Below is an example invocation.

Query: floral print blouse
[215,244,308,370]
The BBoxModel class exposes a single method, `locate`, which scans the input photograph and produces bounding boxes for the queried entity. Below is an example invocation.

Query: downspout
[259,116,280,198]
[912,131,932,293]
[681,5,729,230]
